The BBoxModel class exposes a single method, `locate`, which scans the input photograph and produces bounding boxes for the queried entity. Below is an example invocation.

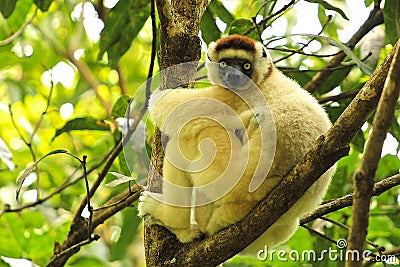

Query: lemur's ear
[207,42,217,61]
[262,47,267,58]
[208,41,216,49]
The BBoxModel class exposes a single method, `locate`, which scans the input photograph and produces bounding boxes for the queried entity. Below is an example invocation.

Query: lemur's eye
[219,61,227,68]
[244,62,251,70]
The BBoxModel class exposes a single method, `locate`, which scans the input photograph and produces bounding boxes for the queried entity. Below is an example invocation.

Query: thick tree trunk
[144,1,208,266]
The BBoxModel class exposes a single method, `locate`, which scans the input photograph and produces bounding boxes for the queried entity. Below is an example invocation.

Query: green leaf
[351,129,365,153]
[200,8,221,44]
[368,216,400,240]
[68,256,105,267]
[15,164,36,200]
[200,0,236,43]
[52,117,110,141]
[376,154,400,180]
[317,5,339,40]
[319,65,353,95]
[0,0,17,18]
[0,137,15,170]
[99,0,151,68]
[117,143,131,176]
[208,0,234,25]
[282,69,313,87]
[326,146,360,198]
[389,114,400,143]
[33,0,53,11]
[0,211,67,265]
[364,0,374,7]
[305,0,349,20]
[1,213,28,256]
[4,0,33,33]
[300,34,373,75]
[228,18,260,41]
[111,95,130,119]
[326,105,346,123]
[384,0,400,46]
[105,172,136,187]
[110,208,141,261]
[16,149,68,200]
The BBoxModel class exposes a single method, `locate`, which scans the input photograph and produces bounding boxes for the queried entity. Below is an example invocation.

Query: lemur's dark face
[218,58,253,89]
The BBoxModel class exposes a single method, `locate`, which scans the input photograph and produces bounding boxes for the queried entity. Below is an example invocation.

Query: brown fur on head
[214,34,256,52]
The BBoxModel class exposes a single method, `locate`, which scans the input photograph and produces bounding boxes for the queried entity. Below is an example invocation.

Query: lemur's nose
[226,72,242,85]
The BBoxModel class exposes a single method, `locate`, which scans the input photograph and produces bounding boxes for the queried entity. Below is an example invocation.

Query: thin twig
[32,73,54,200]
[1,148,109,216]
[369,208,400,216]
[318,90,359,104]
[82,155,93,239]
[116,65,128,95]
[8,104,39,199]
[66,51,113,116]
[270,46,341,58]
[0,164,82,215]
[8,105,29,150]
[301,173,400,224]
[274,15,332,63]
[244,0,297,36]
[304,7,384,93]
[34,25,113,117]
[300,223,337,244]
[45,234,100,267]
[251,16,264,42]
[0,8,38,46]
[319,216,383,250]
[45,186,142,267]
[92,185,142,212]
[146,0,157,103]
[281,64,354,73]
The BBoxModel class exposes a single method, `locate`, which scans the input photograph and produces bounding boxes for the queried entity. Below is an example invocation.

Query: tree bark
[144,1,208,266]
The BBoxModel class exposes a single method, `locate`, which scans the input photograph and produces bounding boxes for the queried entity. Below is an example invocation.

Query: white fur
[138,36,335,254]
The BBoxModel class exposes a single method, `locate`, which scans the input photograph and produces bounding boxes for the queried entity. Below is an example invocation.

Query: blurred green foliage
[0,0,399,266]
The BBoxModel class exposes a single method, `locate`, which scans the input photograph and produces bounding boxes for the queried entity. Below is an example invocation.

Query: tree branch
[66,51,113,116]
[46,183,143,265]
[301,173,400,224]
[274,15,333,64]
[244,0,297,36]
[41,171,400,266]
[345,40,400,267]
[318,90,359,104]
[0,8,38,46]
[45,235,100,267]
[304,7,384,93]
[34,25,113,117]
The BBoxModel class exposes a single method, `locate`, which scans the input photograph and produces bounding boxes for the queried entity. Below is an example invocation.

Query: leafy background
[0,0,399,266]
